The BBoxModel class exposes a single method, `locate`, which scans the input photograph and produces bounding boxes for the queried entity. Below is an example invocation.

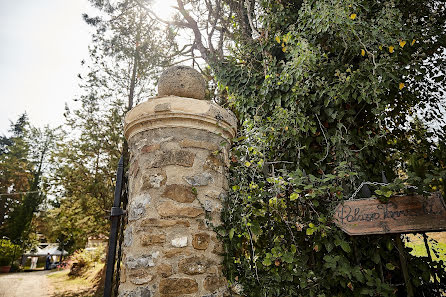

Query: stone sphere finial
[158,66,207,100]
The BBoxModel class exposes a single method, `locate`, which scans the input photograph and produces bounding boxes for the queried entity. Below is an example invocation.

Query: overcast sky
[0,0,177,135]
[0,0,94,135]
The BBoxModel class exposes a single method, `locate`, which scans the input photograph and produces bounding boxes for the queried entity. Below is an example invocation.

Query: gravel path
[0,270,52,297]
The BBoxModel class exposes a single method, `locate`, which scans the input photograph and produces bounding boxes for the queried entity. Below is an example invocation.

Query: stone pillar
[120,66,237,297]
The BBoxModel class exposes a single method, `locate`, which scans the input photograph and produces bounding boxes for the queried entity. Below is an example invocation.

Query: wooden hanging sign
[334,193,446,235]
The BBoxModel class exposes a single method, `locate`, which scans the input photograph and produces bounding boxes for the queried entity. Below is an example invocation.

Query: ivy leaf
[386,240,393,251]
[282,252,294,263]
[372,252,380,264]
[386,263,396,270]
[291,244,297,254]
[229,228,235,240]
[250,221,262,236]
[262,257,272,266]
[325,242,334,252]
[290,192,299,201]
[352,268,364,282]
[340,241,351,253]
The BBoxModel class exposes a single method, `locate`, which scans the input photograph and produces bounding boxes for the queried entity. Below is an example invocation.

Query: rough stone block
[163,248,192,258]
[171,236,188,248]
[124,225,133,247]
[141,232,166,246]
[157,263,173,278]
[204,275,226,292]
[178,256,213,275]
[141,143,161,153]
[212,241,224,255]
[139,218,190,229]
[203,200,213,212]
[184,172,213,186]
[119,286,152,297]
[192,233,210,250]
[152,150,195,168]
[140,168,167,190]
[148,174,166,189]
[130,159,140,178]
[126,252,159,269]
[180,139,219,151]
[159,278,199,296]
[162,184,196,203]
[128,194,151,221]
[128,269,153,285]
[197,218,212,230]
[157,202,204,218]
[204,154,223,173]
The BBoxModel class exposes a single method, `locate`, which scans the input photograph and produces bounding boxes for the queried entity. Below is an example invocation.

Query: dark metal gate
[104,154,128,297]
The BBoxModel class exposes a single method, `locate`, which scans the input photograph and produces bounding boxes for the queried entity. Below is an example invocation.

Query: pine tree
[43,0,177,251]
[0,115,56,248]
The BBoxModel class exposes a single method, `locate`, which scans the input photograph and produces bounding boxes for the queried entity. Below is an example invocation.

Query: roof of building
[23,243,67,257]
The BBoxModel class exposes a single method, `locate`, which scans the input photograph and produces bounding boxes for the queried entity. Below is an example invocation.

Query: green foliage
[83,0,176,108]
[43,97,124,252]
[69,247,105,277]
[213,0,446,296]
[40,0,180,252]
[0,239,20,266]
[0,114,56,248]
[0,114,33,233]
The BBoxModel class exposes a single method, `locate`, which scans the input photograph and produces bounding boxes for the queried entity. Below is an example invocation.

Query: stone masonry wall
[119,126,231,297]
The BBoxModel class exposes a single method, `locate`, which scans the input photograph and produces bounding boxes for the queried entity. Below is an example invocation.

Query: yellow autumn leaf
[275,36,281,43]
[361,49,365,56]
[399,82,405,90]
[244,161,251,167]
[399,40,406,48]
[350,13,357,20]
[379,45,383,50]
[411,39,416,46]
[282,46,287,52]
[282,35,289,43]
[389,46,394,53]
[285,126,288,131]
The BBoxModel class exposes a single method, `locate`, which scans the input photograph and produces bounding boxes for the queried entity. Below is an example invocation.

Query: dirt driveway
[0,270,52,297]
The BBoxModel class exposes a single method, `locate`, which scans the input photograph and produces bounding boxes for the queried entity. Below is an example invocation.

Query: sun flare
[151,0,177,21]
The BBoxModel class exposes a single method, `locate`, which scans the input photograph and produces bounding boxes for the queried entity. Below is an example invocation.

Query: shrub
[69,246,105,277]
[0,239,20,266]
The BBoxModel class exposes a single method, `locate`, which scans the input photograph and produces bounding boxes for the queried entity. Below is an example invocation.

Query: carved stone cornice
[124,96,237,142]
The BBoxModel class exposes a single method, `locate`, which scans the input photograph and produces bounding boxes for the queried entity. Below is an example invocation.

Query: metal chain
[348,181,420,200]
[348,181,389,200]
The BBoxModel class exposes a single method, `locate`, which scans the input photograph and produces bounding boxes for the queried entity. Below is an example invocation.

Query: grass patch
[47,263,104,297]
[405,232,446,262]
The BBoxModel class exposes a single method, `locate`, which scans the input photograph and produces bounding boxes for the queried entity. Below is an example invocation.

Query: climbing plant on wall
[208,0,446,296]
